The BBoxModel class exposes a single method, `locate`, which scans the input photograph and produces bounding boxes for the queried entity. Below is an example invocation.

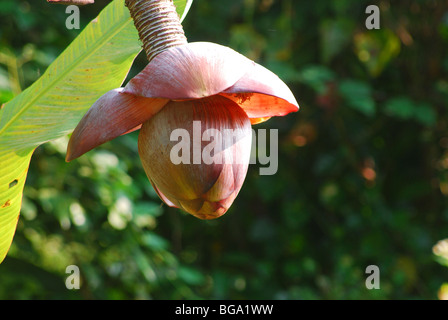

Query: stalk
[125,0,188,62]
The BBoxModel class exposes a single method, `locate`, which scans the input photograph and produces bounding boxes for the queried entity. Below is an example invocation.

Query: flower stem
[125,0,188,62]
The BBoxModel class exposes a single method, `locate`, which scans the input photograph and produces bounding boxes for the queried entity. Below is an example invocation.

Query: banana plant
[66,0,298,220]
[0,0,192,264]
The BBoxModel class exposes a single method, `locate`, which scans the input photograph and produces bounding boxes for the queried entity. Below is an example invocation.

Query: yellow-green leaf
[0,0,192,263]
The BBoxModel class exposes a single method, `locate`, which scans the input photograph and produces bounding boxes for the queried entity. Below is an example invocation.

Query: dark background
[1,0,448,299]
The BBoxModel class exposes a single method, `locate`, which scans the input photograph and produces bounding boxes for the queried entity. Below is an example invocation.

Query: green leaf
[298,65,336,94]
[414,103,437,127]
[383,97,414,120]
[0,0,192,264]
[384,97,437,126]
[354,29,401,77]
[178,0,193,23]
[320,18,354,63]
[141,232,169,251]
[178,266,205,285]
[338,79,375,117]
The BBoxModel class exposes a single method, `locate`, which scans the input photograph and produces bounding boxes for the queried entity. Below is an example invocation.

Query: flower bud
[138,95,252,219]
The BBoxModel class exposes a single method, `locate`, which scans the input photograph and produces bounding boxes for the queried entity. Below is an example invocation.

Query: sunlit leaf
[0,0,191,263]
[354,29,401,77]
[178,266,205,285]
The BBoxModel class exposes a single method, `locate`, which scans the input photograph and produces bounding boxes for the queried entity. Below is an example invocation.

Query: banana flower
[66,0,299,219]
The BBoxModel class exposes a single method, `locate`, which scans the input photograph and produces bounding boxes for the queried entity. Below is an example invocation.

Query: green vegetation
[0,0,447,299]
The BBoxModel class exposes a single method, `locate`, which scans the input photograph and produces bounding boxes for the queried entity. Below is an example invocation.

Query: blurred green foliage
[1,0,448,299]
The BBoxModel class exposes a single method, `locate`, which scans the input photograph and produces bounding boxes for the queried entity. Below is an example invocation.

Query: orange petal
[250,117,271,125]
[124,42,254,99]
[66,88,169,161]
[120,124,142,136]
[220,62,299,120]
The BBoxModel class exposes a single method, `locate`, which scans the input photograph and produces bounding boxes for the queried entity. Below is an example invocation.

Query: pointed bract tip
[66,88,169,161]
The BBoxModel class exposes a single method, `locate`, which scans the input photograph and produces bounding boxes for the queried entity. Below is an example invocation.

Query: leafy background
[1,0,448,299]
